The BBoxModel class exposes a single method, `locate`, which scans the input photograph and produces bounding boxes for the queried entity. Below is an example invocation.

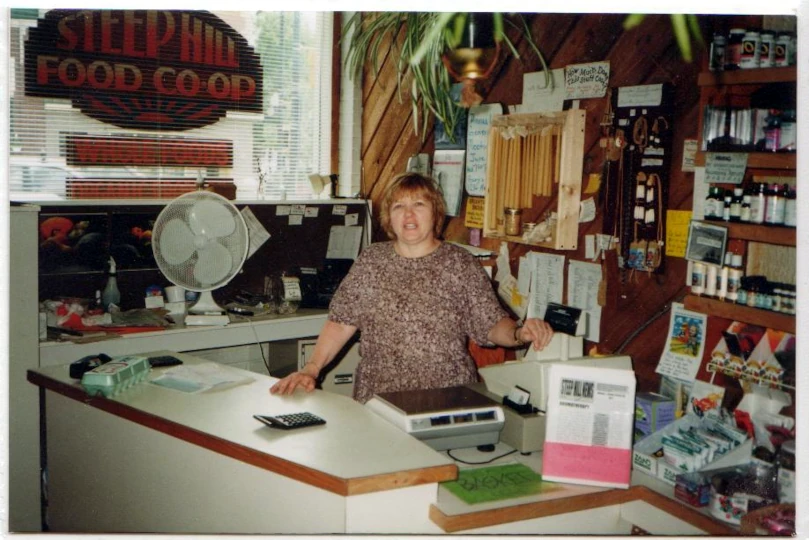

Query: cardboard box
[632,414,753,485]
[634,392,676,442]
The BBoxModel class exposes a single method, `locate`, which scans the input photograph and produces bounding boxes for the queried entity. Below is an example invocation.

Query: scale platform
[365,386,505,451]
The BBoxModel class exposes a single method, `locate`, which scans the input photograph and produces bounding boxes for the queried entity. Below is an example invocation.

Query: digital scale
[365,386,505,451]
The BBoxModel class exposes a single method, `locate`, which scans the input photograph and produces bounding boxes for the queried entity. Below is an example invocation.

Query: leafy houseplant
[343,12,548,142]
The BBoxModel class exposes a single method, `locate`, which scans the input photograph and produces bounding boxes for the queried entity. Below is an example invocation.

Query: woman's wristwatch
[513,322,526,347]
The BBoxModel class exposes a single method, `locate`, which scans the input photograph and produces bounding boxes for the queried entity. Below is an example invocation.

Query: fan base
[185,314,230,326]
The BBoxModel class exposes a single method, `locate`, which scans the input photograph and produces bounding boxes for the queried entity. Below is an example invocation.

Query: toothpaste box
[634,392,677,442]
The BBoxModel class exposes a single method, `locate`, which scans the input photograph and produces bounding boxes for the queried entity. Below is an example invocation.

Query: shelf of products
[683,294,794,334]
[695,67,797,171]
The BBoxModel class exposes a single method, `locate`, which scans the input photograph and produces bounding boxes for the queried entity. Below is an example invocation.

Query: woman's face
[389,191,436,247]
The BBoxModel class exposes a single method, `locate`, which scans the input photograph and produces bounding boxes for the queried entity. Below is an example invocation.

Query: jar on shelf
[775,32,791,66]
[709,33,727,71]
[750,182,767,224]
[725,28,746,70]
[704,186,724,220]
[504,208,523,236]
[759,30,776,67]
[740,29,761,68]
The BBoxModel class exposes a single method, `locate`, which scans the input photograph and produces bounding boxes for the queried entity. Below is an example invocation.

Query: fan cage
[152,191,249,292]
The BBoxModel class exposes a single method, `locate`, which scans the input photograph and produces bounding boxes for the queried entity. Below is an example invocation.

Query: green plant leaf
[671,14,692,62]
[623,14,646,30]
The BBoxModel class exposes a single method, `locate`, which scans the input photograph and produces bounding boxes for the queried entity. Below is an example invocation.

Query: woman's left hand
[518,318,554,350]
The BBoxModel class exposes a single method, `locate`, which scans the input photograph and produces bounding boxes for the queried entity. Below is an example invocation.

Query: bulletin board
[37,201,369,310]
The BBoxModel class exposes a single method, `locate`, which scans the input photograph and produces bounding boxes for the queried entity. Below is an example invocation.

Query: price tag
[281,276,302,301]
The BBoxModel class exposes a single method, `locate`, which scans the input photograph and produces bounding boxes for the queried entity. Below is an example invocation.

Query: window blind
[8,9,333,202]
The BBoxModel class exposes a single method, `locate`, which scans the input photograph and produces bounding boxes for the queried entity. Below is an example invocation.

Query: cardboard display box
[632,414,753,486]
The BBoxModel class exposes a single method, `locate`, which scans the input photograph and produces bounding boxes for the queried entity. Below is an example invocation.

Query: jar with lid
[783,184,796,227]
[727,255,744,303]
[504,207,523,236]
[775,32,791,66]
[759,30,776,67]
[268,271,302,315]
[709,33,726,71]
[777,440,795,503]
[725,28,746,70]
[765,183,785,225]
[740,30,761,68]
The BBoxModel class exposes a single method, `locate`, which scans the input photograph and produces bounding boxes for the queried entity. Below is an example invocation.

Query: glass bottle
[740,193,752,222]
[729,187,743,222]
[765,183,785,225]
[722,193,732,221]
[783,184,796,227]
[704,186,723,220]
[709,33,726,71]
[750,182,767,224]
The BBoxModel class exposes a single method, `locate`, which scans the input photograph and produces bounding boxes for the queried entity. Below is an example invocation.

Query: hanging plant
[343,12,548,142]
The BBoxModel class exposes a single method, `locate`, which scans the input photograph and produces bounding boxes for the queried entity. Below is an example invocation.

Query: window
[8,9,334,201]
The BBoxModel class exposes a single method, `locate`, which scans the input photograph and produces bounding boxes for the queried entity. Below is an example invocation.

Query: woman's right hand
[269,364,319,396]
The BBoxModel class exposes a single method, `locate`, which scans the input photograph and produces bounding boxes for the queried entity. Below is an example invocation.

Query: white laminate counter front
[29,351,457,534]
[38,309,329,367]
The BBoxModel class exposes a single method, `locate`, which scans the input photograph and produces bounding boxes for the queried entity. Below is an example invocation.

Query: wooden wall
[355,13,763,393]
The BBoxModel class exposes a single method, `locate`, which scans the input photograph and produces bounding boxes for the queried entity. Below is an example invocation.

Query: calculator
[254,412,326,430]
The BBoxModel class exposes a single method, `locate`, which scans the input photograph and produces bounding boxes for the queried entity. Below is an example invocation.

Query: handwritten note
[568,260,602,342]
[665,210,693,258]
[705,152,747,184]
[564,61,610,100]
[464,197,485,229]
[527,252,564,318]
[465,103,503,196]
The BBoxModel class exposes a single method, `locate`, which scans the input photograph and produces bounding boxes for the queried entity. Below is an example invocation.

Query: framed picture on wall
[684,221,728,266]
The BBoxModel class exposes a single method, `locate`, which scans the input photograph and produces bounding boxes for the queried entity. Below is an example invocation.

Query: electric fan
[152,191,249,326]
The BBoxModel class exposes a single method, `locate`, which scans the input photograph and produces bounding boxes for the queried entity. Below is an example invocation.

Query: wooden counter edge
[428,485,737,535]
[28,370,454,497]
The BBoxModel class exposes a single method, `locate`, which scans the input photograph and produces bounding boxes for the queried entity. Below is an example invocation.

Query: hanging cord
[632,116,648,150]
[446,448,518,465]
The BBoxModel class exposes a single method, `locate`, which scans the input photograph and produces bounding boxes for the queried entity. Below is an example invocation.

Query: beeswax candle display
[483,110,585,250]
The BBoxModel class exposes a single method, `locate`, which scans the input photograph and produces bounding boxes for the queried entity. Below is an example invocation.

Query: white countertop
[29,351,457,494]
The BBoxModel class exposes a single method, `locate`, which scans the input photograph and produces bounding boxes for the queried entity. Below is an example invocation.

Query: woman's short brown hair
[378,172,446,240]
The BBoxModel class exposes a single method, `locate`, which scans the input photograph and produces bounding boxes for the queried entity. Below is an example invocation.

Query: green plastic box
[81,355,150,398]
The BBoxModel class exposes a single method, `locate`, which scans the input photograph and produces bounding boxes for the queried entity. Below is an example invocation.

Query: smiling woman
[270,171,555,404]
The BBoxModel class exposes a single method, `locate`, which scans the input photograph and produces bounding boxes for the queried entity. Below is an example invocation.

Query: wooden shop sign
[66,135,233,167]
[25,9,262,130]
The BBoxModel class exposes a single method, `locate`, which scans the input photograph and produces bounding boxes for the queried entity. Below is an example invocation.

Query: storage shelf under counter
[39,308,330,367]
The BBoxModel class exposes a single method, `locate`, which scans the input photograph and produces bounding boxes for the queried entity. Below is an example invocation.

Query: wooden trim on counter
[429,485,737,535]
[27,370,456,497]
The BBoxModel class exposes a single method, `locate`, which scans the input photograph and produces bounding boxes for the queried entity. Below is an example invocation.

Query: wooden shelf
[697,66,797,86]
[684,294,795,334]
[695,220,796,246]
[694,151,796,171]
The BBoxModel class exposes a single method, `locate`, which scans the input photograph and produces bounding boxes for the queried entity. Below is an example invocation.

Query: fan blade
[188,199,236,239]
[160,218,197,265]
[194,241,233,285]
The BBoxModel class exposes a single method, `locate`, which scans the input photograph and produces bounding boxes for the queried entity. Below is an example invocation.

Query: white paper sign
[564,62,610,100]
[705,152,747,184]
[433,149,466,217]
[527,252,564,318]
[522,68,566,112]
[656,303,708,383]
[567,260,602,342]
[617,84,663,107]
[326,225,363,260]
[465,104,503,196]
